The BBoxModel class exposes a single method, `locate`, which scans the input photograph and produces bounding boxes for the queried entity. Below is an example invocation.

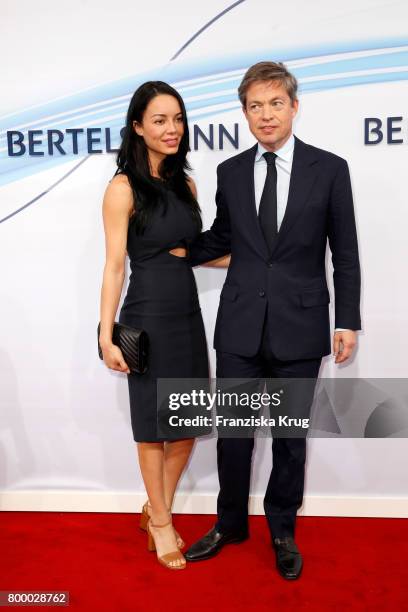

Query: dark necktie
[258,152,278,253]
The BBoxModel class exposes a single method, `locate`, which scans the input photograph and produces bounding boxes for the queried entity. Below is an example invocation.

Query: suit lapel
[232,137,319,260]
[234,144,270,260]
[270,136,319,257]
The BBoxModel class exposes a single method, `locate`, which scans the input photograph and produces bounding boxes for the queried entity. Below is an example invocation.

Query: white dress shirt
[254,133,349,333]
[254,133,294,229]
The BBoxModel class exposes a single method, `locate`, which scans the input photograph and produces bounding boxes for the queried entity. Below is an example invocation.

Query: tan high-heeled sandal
[147,518,186,570]
[140,501,185,549]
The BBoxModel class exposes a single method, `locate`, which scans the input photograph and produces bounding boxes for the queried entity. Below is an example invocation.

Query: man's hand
[202,254,231,268]
[333,330,357,364]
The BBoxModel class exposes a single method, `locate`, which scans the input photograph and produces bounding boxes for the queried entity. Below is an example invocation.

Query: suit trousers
[215,311,322,539]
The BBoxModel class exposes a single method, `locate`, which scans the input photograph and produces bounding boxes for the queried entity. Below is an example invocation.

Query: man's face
[243,80,298,151]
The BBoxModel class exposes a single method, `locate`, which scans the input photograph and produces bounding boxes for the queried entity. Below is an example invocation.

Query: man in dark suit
[185,62,361,579]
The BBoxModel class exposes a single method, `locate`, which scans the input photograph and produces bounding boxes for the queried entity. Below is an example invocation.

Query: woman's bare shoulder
[108,173,132,191]
[103,174,134,216]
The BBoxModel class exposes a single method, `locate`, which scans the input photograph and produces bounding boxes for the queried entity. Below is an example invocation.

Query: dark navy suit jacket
[189,136,361,360]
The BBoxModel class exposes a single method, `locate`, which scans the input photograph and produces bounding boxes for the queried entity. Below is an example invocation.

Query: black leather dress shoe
[185,526,248,561]
[273,537,303,580]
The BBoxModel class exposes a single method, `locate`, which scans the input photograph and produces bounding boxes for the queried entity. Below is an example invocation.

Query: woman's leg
[137,442,184,567]
[137,442,168,521]
[163,438,195,510]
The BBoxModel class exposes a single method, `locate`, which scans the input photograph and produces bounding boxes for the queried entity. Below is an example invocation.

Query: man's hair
[238,61,298,107]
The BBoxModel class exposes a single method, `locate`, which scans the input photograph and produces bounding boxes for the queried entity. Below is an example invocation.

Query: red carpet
[1,512,407,611]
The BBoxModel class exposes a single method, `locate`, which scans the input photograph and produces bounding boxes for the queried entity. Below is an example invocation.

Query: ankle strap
[144,500,172,513]
[149,518,172,529]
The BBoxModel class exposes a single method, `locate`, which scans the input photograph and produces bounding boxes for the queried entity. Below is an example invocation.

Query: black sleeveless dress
[119,184,209,442]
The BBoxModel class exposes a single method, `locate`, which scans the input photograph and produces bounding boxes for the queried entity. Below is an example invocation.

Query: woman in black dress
[99,82,228,570]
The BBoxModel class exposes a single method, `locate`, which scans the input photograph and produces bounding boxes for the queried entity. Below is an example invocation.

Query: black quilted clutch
[97,322,149,374]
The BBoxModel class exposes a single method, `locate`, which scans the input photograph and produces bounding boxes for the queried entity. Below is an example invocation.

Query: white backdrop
[1,0,407,516]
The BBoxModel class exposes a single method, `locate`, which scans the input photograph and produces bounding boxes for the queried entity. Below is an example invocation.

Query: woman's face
[133,94,184,160]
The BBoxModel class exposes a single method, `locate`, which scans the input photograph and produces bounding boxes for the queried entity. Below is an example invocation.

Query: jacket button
[268,262,274,268]
[259,290,265,297]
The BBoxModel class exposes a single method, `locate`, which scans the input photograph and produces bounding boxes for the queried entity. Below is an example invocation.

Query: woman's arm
[99,175,134,373]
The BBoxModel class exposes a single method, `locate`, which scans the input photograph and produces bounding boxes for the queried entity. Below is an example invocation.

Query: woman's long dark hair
[116,81,202,234]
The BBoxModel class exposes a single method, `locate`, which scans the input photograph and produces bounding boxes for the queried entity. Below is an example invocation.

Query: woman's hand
[101,343,130,374]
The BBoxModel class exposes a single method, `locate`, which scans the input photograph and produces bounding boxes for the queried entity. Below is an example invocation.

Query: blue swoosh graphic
[2,39,408,187]
[1,32,408,221]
